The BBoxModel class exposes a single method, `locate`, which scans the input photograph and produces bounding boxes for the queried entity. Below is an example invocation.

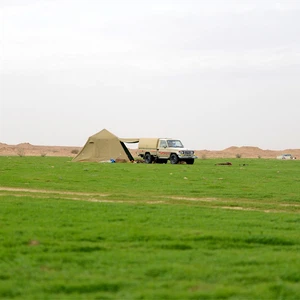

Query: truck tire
[186,159,194,165]
[170,153,179,164]
[144,153,153,164]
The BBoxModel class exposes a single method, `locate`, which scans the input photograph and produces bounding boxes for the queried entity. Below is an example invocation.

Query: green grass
[0,157,299,299]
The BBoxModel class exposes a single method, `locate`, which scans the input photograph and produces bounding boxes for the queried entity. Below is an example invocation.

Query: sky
[0,0,299,150]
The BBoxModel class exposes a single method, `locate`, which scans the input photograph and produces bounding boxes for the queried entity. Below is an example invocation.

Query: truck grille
[183,151,193,155]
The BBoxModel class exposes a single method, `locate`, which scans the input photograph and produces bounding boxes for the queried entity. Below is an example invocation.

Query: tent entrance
[120,142,134,161]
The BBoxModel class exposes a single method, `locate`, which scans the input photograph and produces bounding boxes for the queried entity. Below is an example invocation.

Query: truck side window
[159,140,167,148]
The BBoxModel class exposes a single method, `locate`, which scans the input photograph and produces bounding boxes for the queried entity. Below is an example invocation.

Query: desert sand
[0,142,299,159]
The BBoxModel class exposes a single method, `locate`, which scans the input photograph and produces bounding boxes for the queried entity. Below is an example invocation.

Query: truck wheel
[170,154,179,164]
[186,159,194,165]
[144,153,153,164]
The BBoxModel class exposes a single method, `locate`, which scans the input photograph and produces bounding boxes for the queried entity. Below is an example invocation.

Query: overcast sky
[1,0,299,150]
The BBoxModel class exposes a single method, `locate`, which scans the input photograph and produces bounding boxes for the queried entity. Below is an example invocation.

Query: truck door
[158,139,169,158]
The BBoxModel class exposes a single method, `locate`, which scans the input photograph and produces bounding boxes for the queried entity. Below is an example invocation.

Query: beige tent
[73,129,139,162]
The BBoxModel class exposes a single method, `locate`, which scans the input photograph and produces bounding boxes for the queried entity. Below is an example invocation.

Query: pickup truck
[276,154,295,160]
[138,138,197,164]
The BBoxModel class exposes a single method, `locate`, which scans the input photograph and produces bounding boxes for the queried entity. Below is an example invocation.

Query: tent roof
[90,128,118,139]
[89,129,139,143]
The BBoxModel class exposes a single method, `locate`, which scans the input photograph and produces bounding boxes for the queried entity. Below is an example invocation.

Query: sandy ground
[0,142,299,159]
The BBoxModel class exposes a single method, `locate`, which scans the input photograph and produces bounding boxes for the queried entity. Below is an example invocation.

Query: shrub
[17,148,25,157]
[71,149,79,154]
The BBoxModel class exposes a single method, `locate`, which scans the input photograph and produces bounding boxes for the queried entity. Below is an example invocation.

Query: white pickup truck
[276,154,295,160]
[138,138,197,164]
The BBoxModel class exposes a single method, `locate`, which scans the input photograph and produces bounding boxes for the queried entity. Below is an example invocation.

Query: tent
[72,129,139,162]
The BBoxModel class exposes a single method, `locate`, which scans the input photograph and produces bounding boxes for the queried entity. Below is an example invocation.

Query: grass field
[0,157,299,299]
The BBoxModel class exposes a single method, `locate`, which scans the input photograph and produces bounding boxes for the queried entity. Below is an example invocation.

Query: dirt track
[1,187,299,214]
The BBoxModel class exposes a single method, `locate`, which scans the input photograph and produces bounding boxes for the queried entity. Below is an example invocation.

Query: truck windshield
[167,140,184,148]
